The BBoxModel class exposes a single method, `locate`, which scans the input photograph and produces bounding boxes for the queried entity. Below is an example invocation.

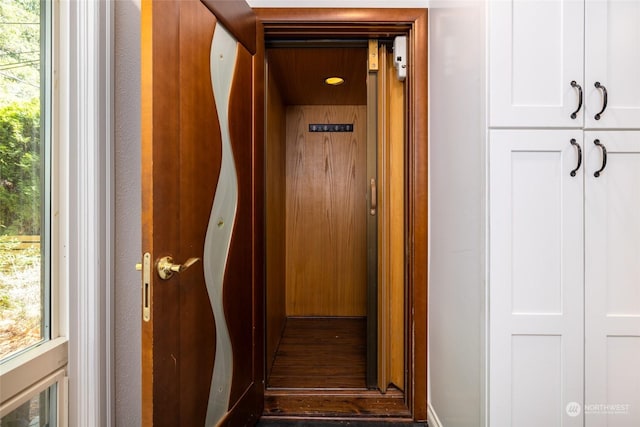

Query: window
[1,383,57,426]
[0,0,51,362]
[1,0,65,424]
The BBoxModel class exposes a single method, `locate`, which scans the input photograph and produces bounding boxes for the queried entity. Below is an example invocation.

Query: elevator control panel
[393,36,407,82]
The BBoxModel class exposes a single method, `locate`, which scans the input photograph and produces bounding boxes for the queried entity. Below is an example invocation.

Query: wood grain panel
[178,3,219,424]
[201,0,256,54]
[285,105,367,316]
[255,8,416,39]
[409,11,429,421]
[377,44,406,393]
[267,48,367,105]
[387,48,406,392]
[225,43,255,406]
[141,0,182,424]
[265,66,287,376]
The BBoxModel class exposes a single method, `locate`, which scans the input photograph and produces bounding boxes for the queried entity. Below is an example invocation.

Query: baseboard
[427,403,443,427]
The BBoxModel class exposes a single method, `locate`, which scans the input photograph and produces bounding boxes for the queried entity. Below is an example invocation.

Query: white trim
[427,402,444,427]
[52,0,68,354]
[0,368,66,418]
[0,338,69,405]
[61,0,114,425]
[104,1,116,424]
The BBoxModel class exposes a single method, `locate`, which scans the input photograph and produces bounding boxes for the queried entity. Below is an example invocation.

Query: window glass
[0,0,50,361]
[0,383,57,427]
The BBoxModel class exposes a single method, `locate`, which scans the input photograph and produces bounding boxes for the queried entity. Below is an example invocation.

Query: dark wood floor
[264,317,411,420]
[267,317,366,389]
[257,420,427,426]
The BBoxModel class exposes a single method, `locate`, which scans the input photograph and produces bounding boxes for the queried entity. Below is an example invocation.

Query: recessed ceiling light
[325,77,345,86]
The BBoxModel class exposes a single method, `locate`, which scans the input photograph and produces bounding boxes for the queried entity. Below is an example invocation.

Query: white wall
[427,1,486,426]
[114,0,142,425]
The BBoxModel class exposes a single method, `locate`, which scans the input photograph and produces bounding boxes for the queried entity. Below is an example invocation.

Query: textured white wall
[114,0,142,425]
[427,2,486,426]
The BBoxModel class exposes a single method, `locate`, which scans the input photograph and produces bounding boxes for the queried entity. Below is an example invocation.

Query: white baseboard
[428,402,444,427]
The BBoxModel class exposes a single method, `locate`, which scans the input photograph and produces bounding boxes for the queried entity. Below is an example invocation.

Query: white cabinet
[490,0,640,129]
[427,3,640,427]
[489,0,584,128]
[585,131,640,426]
[489,130,585,427]
[490,129,640,426]
[585,2,640,128]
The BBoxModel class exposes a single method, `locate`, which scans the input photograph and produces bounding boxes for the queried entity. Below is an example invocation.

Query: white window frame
[0,0,114,425]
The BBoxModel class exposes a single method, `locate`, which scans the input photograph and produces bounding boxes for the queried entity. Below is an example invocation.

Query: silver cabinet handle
[570,81,582,119]
[570,138,582,177]
[594,139,607,178]
[594,82,608,120]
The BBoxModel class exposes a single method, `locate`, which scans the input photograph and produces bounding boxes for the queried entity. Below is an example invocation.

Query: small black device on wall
[308,124,354,132]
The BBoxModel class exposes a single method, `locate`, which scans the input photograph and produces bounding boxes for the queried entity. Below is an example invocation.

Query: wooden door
[376,42,405,393]
[585,1,640,129]
[585,131,640,426]
[489,0,584,127]
[489,130,584,427]
[141,0,263,425]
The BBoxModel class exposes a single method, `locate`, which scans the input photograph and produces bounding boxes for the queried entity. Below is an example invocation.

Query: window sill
[0,337,68,406]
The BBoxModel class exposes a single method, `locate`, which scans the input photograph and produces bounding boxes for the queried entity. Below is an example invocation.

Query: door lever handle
[370,178,377,216]
[157,256,201,280]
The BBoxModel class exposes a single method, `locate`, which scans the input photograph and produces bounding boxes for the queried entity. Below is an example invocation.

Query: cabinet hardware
[594,82,608,120]
[570,138,582,177]
[570,81,582,119]
[594,139,607,177]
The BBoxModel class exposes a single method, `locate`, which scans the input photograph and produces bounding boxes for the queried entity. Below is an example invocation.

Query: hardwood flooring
[257,418,426,426]
[268,317,366,389]
[264,317,411,420]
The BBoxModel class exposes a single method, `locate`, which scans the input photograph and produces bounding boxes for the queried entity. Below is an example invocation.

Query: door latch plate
[142,252,151,322]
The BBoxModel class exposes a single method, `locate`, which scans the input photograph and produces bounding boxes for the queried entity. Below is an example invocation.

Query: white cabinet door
[585,1,640,129]
[490,130,584,427]
[489,0,584,128]
[585,131,640,426]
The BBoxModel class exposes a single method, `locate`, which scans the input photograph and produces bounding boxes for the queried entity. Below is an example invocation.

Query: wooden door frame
[255,8,428,421]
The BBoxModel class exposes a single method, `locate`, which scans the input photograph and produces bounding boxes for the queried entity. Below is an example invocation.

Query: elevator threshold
[265,317,410,420]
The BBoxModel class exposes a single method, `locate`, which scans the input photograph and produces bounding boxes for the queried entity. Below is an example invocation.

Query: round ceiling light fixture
[325,77,345,86]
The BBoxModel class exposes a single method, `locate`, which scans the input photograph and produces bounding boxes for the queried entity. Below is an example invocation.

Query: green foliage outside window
[0,99,40,235]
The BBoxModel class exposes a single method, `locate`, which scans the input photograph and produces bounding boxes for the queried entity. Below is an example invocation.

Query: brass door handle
[370,178,377,216]
[156,256,201,280]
